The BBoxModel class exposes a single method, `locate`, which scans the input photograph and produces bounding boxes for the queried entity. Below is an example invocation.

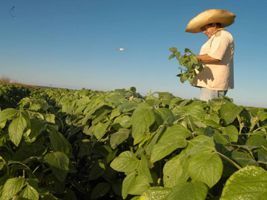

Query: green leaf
[246,134,267,148]
[20,184,39,200]
[169,47,203,85]
[0,108,18,124]
[221,166,267,200]
[110,108,121,120]
[168,54,176,60]
[131,103,155,145]
[219,102,243,125]
[122,173,150,199]
[90,182,111,199]
[257,109,267,121]
[113,115,131,128]
[175,52,181,60]
[187,151,223,188]
[173,103,206,124]
[231,150,257,167]
[92,122,110,140]
[8,114,28,146]
[163,153,189,187]
[213,132,229,145]
[138,154,153,183]
[166,181,208,200]
[169,47,177,53]
[89,161,105,181]
[118,102,138,113]
[26,118,45,143]
[44,151,70,182]
[220,125,239,142]
[92,107,112,125]
[150,125,189,163]
[186,135,215,155]
[155,108,175,125]
[48,128,72,156]
[45,114,55,123]
[110,128,130,149]
[258,149,267,163]
[1,177,26,200]
[140,187,171,200]
[110,151,139,174]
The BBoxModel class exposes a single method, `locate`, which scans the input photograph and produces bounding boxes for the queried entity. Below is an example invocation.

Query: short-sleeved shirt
[193,29,234,90]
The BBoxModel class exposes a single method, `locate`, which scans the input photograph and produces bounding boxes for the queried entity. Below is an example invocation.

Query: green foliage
[168,47,203,84]
[0,84,267,200]
[0,85,31,109]
[166,181,208,200]
[221,166,267,200]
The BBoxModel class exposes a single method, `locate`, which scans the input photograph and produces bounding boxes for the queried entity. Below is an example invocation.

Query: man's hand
[197,54,221,64]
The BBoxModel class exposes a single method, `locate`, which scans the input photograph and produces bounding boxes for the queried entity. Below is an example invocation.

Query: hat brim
[185,9,236,33]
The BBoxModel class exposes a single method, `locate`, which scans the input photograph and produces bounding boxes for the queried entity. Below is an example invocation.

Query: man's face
[201,24,218,38]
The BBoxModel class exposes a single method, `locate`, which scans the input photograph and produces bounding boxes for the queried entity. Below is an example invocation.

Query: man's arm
[197,54,221,64]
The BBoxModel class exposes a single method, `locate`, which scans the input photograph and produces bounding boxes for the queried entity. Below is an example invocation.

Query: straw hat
[185,9,236,33]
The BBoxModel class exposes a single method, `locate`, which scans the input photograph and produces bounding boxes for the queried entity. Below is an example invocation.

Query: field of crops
[0,84,267,200]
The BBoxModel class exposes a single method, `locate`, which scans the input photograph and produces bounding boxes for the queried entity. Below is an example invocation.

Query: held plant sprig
[169,47,203,84]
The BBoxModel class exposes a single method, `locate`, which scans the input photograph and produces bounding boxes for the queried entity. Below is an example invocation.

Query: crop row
[0,85,267,199]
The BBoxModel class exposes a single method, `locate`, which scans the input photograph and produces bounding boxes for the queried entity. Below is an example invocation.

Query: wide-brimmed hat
[185,9,236,33]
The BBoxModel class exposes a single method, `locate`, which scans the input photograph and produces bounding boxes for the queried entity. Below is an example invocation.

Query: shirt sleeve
[208,33,230,60]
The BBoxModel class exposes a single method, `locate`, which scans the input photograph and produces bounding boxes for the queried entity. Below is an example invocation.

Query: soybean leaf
[168,54,176,60]
[187,151,223,188]
[20,184,39,200]
[258,149,267,163]
[163,153,189,187]
[44,151,70,182]
[221,166,267,200]
[258,110,267,121]
[231,150,257,167]
[1,177,26,200]
[140,187,171,200]
[185,135,215,155]
[220,125,239,143]
[90,182,111,199]
[122,173,150,199]
[169,48,203,85]
[113,115,131,128]
[45,114,55,124]
[169,47,177,53]
[8,114,28,146]
[110,151,139,174]
[92,121,110,140]
[213,132,229,145]
[219,102,243,125]
[166,181,208,200]
[110,128,130,149]
[89,161,105,181]
[155,108,175,125]
[246,134,267,148]
[26,118,46,143]
[137,154,153,183]
[150,124,190,163]
[48,127,72,156]
[0,108,18,124]
[131,103,155,145]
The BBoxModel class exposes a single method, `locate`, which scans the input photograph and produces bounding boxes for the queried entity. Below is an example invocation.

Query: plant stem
[216,151,242,170]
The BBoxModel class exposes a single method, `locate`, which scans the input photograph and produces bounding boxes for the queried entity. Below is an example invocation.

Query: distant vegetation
[0,76,12,84]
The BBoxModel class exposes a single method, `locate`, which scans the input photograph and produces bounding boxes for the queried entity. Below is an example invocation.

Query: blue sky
[0,0,266,107]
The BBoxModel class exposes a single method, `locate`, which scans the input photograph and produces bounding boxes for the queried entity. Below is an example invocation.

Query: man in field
[185,9,236,101]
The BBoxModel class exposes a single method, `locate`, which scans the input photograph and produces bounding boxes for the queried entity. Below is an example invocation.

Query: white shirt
[193,29,234,90]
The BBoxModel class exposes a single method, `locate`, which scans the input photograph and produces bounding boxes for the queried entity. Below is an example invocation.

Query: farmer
[185,9,236,101]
